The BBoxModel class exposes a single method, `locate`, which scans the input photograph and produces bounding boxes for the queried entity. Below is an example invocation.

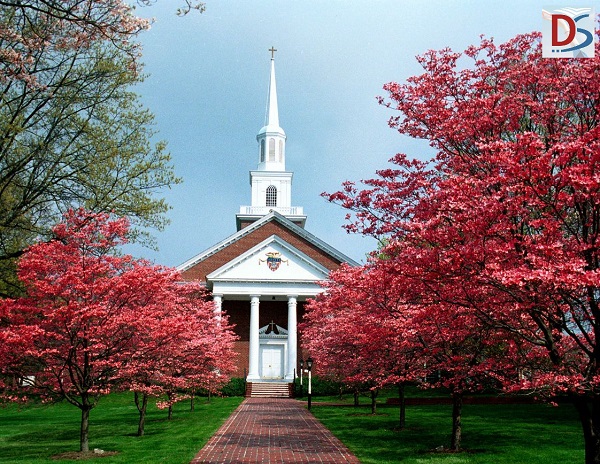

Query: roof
[177,211,358,275]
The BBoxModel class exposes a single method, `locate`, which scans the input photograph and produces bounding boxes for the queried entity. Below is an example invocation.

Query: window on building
[260,139,265,162]
[266,185,277,207]
[269,138,275,161]
[278,140,283,162]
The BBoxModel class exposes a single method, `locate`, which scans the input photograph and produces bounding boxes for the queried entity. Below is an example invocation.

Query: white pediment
[259,323,288,339]
[206,235,330,284]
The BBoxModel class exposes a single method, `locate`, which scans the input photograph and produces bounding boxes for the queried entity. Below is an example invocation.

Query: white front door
[260,345,284,379]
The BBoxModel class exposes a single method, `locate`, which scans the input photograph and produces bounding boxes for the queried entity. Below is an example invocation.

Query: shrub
[220,378,246,397]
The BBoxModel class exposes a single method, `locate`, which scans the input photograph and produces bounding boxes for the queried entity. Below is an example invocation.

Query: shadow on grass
[311,402,584,464]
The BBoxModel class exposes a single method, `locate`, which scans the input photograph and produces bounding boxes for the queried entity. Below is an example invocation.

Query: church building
[177,50,357,397]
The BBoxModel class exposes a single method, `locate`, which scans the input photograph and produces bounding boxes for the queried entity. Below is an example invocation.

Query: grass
[0,392,243,463]
[0,388,585,464]
[310,400,583,464]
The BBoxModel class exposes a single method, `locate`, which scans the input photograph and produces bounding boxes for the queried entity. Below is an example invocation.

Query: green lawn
[0,393,243,463]
[0,391,585,464]
[310,400,583,464]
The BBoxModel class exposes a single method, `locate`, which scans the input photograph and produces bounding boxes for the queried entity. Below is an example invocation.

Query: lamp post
[299,359,304,397]
[306,357,313,411]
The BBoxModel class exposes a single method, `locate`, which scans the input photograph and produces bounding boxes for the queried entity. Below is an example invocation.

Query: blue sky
[126,1,578,267]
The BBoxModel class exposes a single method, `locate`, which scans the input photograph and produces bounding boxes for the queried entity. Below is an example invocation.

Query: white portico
[179,211,354,384]
[178,50,357,393]
[207,233,331,381]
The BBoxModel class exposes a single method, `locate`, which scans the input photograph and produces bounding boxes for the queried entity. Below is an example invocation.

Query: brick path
[190,398,360,463]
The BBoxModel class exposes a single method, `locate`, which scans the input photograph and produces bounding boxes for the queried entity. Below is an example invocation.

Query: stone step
[246,382,293,398]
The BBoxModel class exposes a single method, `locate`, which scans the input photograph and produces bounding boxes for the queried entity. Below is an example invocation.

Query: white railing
[239,206,304,216]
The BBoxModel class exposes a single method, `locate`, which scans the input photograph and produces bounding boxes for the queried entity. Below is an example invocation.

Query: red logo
[552,14,577,46]
[542,8,595,58]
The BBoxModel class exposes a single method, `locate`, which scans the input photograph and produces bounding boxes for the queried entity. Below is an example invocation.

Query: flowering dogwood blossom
[324,32,600,462]
[0,209,236,451]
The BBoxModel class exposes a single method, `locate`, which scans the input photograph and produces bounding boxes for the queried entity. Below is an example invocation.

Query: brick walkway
[190,398,360,463]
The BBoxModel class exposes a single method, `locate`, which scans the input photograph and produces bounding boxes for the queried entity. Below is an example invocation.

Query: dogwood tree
[123,282,237,435]
[303,257,510,447]
[326,32,600,462]
[0,209,236,452]
[0,0,205,86]
[302,263,420,420]
[127,281,237,428]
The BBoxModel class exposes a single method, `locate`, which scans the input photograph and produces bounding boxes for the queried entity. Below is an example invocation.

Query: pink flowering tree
[0,209,236,451]
[325,32,600,463]
[0,0,205,87]
[302,264,420,420]
[303,258,510,448]
[139,284,238,424]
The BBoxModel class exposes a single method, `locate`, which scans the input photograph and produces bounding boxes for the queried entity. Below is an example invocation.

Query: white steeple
[236,48,306,231]
[256,48,286,172]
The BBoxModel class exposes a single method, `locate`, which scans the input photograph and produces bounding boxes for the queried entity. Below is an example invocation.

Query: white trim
[210,281,324,299]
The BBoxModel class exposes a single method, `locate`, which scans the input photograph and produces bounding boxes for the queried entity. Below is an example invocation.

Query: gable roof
[177,211,358,282]
[207,234,332,283]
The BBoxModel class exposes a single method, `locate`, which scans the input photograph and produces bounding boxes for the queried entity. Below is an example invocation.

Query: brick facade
[178,215,347,379]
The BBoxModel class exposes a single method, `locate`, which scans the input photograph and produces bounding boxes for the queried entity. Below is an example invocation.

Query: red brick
[190,398,360,463]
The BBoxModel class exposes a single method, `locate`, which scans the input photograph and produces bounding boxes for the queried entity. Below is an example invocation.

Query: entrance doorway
[260,345,284,379]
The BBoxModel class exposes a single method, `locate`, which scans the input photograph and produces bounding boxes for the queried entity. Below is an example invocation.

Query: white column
[286,295,298,380]
[247,295,261,381]
[213,294,222,323]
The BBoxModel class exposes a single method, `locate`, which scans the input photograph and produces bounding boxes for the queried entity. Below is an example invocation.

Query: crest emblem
[259,251,288,272]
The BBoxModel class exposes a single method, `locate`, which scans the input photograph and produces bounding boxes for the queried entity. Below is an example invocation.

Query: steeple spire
[257,48,286,172]
[264,54,280,129]
[237,48,306,231]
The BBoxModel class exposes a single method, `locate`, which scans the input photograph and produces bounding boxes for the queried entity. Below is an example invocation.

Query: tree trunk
[167,392,174,420]
[353,390,359,407]
[79,405,92,452]
[398,383,406,430]
[572,395,600,464]
[370,389,378,415]
[134,392,149,437]
[450,391,463,451]
[190,391,195,411]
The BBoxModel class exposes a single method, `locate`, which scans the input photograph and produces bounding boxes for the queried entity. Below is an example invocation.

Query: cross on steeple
[268,320,276,333]
[269,46,277,59]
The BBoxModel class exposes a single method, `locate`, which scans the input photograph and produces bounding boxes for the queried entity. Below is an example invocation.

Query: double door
[260,345,284,379]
